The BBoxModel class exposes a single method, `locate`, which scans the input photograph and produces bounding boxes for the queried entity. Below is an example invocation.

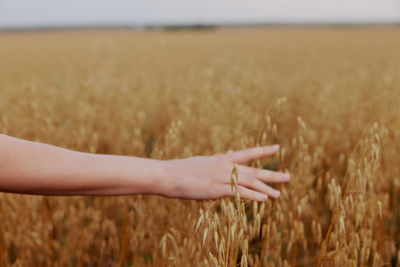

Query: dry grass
[0,27,400,266]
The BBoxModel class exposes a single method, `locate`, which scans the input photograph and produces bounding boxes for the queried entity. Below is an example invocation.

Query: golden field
[0,27,400,266]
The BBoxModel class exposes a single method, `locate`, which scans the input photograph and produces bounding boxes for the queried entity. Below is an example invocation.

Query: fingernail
[272,144,280,150]
[284,173,290,180]
[262,194,268,201]
[274,190,281,197]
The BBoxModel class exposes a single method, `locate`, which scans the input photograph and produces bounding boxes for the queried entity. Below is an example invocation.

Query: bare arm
[0,134,166,196]
[0,134,289,201]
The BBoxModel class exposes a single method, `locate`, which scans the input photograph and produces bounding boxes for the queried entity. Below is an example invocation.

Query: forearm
[0,134,167,196]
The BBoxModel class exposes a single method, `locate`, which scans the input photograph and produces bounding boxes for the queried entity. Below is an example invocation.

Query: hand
[161,145,290,201]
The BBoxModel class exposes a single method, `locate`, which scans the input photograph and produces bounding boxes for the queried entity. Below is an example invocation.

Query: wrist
[146,159,173,197]
[152,159,180,198]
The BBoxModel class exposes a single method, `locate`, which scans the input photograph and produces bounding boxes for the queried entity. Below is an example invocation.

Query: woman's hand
[161,145,290,201]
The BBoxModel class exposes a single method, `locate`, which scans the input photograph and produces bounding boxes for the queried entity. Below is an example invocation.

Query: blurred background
[0,0,399,29]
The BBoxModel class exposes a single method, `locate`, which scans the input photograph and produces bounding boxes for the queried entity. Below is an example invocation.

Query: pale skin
[0,134,290,202]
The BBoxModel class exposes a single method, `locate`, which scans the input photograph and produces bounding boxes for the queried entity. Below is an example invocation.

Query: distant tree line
[146,24,218,31]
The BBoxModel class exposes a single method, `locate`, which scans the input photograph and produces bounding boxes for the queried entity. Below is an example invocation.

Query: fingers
[219,145,289,202]
[240,165,290,183]
[238,177,281,198]
[228,165,289,199]
[227,145,280,164]
[219,185,269,202]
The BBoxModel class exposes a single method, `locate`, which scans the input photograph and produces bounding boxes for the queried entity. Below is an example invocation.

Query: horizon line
[1,21,400,32]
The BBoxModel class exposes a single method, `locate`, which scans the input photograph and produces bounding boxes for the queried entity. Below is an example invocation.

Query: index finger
[227,145,280,164]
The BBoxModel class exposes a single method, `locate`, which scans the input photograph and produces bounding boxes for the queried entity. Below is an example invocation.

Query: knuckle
[218,153,230,162]
[253,168,260,177]
[248,177,258,188]
[265,170,275,180]
[247,167,257,178]
[266,185,275,194]
[212,154,226,164]
[237,186,245,195]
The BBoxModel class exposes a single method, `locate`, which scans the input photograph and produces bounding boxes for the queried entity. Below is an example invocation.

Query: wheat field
[0,27,400,266]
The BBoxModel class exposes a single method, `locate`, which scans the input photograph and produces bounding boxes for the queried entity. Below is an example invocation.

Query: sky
[0,0,399,28]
